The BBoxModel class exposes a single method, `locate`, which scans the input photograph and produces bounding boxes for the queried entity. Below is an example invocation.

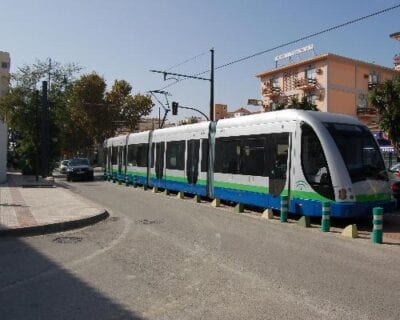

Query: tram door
[269,133,290,197]
[186,139,200,184]
[155,142,165,182]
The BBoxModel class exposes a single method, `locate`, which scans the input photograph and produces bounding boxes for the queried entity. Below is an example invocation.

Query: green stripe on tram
[214,181,267,193]
[290,190,332,202]
[126,170,147,177]
[355,193,391,202]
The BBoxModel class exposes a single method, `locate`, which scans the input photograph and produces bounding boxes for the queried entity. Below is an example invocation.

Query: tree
[0,59,81,173]
[369,75,400,151]
[67,73,115,156]
[106,80,153,132]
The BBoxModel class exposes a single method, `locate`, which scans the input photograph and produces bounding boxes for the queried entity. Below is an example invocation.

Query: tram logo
[295,180,307,190]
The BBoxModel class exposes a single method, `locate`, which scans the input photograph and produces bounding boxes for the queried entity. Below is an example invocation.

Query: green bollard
[372,207,383,244]
[321,202,331,232]
[280,195,288,223]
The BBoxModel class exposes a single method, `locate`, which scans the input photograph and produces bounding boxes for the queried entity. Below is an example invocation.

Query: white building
[0,51,10,183]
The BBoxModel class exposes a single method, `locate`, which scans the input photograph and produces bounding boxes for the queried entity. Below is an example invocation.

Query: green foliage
[369,75,400,150]
[106,80,153,132]
[0,59,81,173]
[67,73,112,155]
[272,96,318,111]
[0,60,153,171]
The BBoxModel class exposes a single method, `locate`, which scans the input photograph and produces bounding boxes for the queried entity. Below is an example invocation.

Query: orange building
[256,53,399,127]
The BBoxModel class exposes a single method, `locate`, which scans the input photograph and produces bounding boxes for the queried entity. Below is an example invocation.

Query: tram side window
[166,141,185,170]
[240,137,265,176]
[127,144,136,166]
[123,146,127,167]
[128,143,148,167]
[137,143,148,167]
[301,124,334,200]
[215,138,241,174]
[150,144,155,168]
[111,146,118,165]
[201,139,208,172]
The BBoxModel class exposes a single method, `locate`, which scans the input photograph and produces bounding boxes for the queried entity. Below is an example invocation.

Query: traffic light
[172,101,178,115]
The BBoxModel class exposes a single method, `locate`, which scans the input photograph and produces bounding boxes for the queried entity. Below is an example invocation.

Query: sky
[1,0,399,121]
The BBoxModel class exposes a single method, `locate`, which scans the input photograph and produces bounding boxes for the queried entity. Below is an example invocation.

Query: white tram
[104,110,394,218]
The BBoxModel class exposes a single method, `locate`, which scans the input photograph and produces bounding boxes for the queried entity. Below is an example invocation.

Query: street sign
[247,99,262,106]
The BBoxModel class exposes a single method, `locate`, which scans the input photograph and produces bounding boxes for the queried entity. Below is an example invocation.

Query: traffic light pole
[172,103,209,121]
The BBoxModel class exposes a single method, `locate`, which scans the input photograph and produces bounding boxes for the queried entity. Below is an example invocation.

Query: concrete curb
[0,210,109,238]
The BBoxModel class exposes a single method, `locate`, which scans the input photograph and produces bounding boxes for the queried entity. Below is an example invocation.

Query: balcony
[356,107,378,115]
[294,78,318,91]
[262,85,281,98]
[368,82,380,90]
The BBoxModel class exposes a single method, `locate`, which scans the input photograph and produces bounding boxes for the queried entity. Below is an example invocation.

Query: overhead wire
[164,51,208,72]
[156,3,400,91]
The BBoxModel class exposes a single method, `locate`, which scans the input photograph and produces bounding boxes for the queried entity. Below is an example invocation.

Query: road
[1,177,400,319]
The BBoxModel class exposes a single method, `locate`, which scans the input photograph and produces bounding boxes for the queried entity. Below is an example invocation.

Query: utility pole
[210,48,214,121]
[41,81,49,178]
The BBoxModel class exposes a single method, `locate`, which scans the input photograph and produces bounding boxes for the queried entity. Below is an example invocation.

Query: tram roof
[152,121,210,136]
[215,110,362,129]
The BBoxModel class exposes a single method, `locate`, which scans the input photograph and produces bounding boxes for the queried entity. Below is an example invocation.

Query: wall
[0,121,6,183]
[0,51,10,183]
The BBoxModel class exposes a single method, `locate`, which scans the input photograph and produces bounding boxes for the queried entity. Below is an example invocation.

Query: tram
[104,110,394,218]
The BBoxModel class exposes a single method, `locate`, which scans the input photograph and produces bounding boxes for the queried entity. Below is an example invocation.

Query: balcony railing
[356,107,378,115]
[262,86,281,98]
[368,82,380,90]
[294,78,318,91]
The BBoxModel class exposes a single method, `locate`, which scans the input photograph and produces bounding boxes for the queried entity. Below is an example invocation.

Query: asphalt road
[1,177,400,319]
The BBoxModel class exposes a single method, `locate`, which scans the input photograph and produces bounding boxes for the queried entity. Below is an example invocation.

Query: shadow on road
[0,235,143,320]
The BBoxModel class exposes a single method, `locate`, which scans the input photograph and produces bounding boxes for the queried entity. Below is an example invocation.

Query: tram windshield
[324,123,387,183]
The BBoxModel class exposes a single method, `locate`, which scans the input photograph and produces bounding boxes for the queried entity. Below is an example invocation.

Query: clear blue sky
[1,0,399,120]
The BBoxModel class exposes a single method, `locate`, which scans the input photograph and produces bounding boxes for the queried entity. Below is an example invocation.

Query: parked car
[391,181,400,210]
[388,163,400,181]
[59,160,69,174]
[388,163,400,209]
[376,138,396,155]
[66,158,94,182]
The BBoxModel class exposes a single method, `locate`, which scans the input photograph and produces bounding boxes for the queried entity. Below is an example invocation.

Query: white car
[59,160,69,174]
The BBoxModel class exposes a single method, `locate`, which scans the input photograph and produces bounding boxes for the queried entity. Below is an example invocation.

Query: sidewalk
[0,172,108,237]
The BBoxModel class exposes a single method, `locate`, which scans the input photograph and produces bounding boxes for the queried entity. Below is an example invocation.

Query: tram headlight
[338,188,347,200]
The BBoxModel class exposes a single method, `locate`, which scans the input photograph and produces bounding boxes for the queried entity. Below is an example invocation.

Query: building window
[369,72,380,84]
[306,94,317,105]
[305,67,316,80]
[357,93,368,110]
[1,62,8,69]
[271,76,279,88]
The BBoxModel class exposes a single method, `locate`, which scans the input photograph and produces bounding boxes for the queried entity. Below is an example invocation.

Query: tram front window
[324,123,387,183]
[301,123,334,200]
